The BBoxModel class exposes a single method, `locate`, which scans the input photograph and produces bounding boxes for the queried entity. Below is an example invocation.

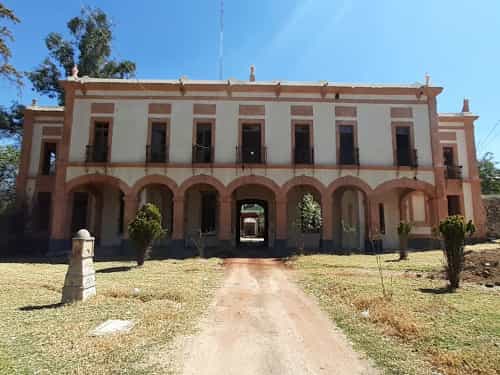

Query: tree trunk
[136,245,150,267]
[399,235,408,260]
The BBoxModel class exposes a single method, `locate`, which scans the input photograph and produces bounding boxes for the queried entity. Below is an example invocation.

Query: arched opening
[286,185,323,250]
[66,176,130,252]
[231,183,276,249]
[332,187,368,250]
[136,184,174,245]
[237,200,267,246]
[184,183,221,249]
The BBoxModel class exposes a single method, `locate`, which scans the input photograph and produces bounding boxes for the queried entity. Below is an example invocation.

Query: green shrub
[296,193,322,233]
[438,215,475,290]
[128,203,166,266]
[397,222,412,260]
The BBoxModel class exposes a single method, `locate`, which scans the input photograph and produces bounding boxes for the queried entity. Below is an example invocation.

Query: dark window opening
[241,123,263,163]
[193,123,213,163]
[89,122,109,162]
[71,192,89,233]
[447,195,461,216]
[201,192,217,233]
[37,192,51,231]
[294,124,313,164]
[395,126,411,166]
[379,203,386,235]
[41,142,57,175]
[339,125,356,165]
[443,147,454,166]
[118,192,124,234]
[149,122,167,162]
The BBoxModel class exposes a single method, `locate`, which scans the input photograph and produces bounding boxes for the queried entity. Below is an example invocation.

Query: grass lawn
[0,258,223,374]
[290,249,500,375]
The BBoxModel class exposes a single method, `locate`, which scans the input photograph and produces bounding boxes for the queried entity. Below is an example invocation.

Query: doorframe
[236,199,268,247]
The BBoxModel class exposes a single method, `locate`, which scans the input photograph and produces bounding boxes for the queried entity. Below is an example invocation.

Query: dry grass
[292,249,500,375]
[0,258,223,374]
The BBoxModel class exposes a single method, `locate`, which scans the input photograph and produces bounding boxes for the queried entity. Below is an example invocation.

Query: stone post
[61,229,96,304]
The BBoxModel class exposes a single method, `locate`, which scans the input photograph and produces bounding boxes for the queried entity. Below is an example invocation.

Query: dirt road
[180,258,377,375]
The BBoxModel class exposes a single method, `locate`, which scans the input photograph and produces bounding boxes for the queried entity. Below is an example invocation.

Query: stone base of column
[320,239,334,253]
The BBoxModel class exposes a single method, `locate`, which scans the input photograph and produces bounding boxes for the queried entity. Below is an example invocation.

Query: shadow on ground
[19,302,64,311]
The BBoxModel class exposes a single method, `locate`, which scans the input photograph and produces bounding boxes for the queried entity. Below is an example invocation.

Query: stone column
[171,196,185,254]
[321,195,334,252]
[123,195,138,239]
[61,229,96,303]
[218,196,232,245]
[275,198,287,253]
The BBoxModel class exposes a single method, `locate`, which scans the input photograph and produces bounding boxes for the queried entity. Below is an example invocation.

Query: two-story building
[16,69,486,257]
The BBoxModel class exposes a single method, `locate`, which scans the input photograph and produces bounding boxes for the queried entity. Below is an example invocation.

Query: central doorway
[236,199,268,247]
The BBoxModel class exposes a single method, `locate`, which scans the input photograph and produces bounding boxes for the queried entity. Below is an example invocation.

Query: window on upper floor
[193,122,213,163]
[40,142,57,175]
[443,146,462,179]
[443,147,454,166]
[395,126,411,166]
[339,125,356,165]
[239,123,264,163]
[201,191,217,233]
[447,195,461,216]
[148,121,168,163]
[87,121,110,163]
[294,123,313,164]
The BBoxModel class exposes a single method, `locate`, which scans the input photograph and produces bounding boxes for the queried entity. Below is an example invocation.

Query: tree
[438,215,475,291]
[0,102,24,141]
[0,145,19,212]
[397,221,412,260]
[478,152,500,195]
[0,3,22,86]
[128,204,166,266]
[28,7,136,104]
[296,193,322,233]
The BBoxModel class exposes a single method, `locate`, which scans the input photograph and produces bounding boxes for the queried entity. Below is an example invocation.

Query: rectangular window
[37,192,51,231]
[71,192,89,233]
[395,126,411,166]
[40,142,57,175]
[443,146,454,166]
[194,122,213,163]
[89,121,109,162]
[201,192,216,233]
[294,124,312,164]
[379,203,386,235]
[447,195,461,216]
[339,125,355,165]
[241,123,262,163]
[149,121,167,162]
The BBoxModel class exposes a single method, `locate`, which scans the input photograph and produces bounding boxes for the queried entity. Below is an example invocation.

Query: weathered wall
[483,195,500,238]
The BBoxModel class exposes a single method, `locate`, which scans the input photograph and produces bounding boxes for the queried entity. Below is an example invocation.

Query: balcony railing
[445,165,463,179]
[192,144,214,163]
[396,148,418,168]
[339,147,360,166]
[146,144,168,163]
[236,145,267,164]
[85,144,108,163]
[293,147,314,164]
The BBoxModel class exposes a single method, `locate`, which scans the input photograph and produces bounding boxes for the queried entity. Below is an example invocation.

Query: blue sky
[2,0,499,159]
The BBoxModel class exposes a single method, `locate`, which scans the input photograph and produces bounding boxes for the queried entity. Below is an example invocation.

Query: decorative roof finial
[462,98,470,113]
[31,99,37,107]
[425,72,430,86]
[249,65,255,82]
[71,65,79,79]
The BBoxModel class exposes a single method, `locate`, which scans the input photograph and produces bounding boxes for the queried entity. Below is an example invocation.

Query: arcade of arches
[55,174,441,255]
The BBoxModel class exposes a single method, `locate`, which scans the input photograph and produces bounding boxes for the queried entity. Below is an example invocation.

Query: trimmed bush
[438,215,475,291]
[397,222,412,260]
[128,203,166,266]
[296,193,322,233]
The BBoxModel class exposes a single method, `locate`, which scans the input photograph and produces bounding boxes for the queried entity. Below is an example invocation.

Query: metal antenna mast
[218,0,224,80]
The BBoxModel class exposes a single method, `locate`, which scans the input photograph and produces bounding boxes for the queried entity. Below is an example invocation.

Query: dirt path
[180,258,377,375]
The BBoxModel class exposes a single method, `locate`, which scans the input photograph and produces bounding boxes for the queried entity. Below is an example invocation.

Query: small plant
[397,222,412,260]
[189,229,206,258]
[128,203,166,266]
[438,215,475,291]
[376,255,393,300]
[296,193,322,233]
